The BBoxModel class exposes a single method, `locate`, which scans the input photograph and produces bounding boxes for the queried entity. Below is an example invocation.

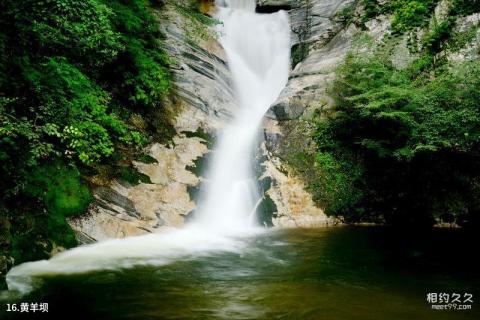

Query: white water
[5,0,290,295]
[194,0,290,232]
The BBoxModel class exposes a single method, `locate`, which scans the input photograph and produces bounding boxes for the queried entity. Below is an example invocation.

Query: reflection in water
[2,227,479,320]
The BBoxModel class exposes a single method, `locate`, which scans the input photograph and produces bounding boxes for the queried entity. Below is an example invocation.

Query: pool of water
[2,226,479,319]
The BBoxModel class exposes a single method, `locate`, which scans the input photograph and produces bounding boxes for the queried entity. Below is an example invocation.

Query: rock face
[261,138,334,227]
[261,0,361,228]
[271,0,480,122]
[264,0,480,228]
[72,0,480,240]
[70,0,341,241]
[448,13,480,62]
[69,136,209,242]
[70,3,236,242]
[272,0,391,122]
[289,0,355,45]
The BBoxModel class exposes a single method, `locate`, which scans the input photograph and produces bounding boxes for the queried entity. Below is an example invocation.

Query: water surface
[2,227,479,319]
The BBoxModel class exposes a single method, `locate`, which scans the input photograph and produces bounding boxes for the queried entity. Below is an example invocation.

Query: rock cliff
[264,0,480,226]
[69,2,237,241]
[69,0,480,240]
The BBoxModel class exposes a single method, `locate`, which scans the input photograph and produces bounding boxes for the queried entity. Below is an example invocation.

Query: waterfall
[194,0,291,232]
[4,0,290,294]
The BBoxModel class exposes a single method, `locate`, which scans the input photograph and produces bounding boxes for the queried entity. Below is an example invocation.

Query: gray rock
[159,6,237,131]
[272,22,358,121]
[69,3,234,242]
[264,0,480,228]
[289,0,355,46]
[257,0,293,6]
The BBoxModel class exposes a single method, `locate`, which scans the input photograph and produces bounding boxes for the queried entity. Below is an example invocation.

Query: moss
[148,107,177,145]
[25,162,93,217]
[257,195,278,227]
[175,1,221,44]
[175,1,221,26]
[291,42,309,68]
[335,4,355,26]
[11,233,50,265]
[115,165,152,185]
[451,0,480,16]
[182,128,215,148]
[135,154,158,164]
[448,23,480,52]
[360,0,382,26]
[0,278,6,290]
[260,176,272,192]
[6,161,92,265]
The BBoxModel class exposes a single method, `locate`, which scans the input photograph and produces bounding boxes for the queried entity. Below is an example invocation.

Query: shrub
[0,0,173,268]
[11,162,93,264]
[25,162,93,217]
[311,51,480,226]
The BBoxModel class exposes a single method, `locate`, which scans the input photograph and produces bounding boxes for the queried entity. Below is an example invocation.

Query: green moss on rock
[257,194,278,227]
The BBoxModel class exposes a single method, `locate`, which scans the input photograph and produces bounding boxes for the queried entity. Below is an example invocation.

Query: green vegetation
[389,0,439,33]
[360,0,439,32]
[291,0,313,67]
[361,0,480,33]
[313,56,480,226]
[182,128,215,148]
[115,165,152,185]
[308,13,480,226]
[186,152,211,177]
[0,0,174,269]
[451,0,480,16]
[280,0,480,227]
[291,43,310,68]
[335,4,356,27]
[175,0,221,44]
[11,162,93,264]
[257,195,278,227]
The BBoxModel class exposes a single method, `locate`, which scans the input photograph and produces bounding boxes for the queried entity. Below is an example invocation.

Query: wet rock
[69,3,236,242]
[159,3,237,133]
[260,135,337,228]
[70,135,208,242]
[256,0,292,13]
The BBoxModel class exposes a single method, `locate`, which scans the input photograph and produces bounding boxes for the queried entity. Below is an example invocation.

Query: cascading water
[4,0,290,294]
[194,0,291,232]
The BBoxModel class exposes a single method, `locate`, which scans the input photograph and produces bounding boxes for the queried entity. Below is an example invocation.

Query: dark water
[2,227,479,319]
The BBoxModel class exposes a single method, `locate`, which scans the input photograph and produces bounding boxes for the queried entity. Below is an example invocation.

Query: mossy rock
[257,194,278,227]
[182,128,215,149]
[115,165,152,186]
[25,162,93,217]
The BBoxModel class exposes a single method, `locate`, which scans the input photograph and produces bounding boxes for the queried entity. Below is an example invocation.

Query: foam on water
[6,226,265,294]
